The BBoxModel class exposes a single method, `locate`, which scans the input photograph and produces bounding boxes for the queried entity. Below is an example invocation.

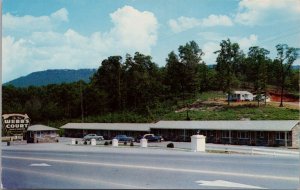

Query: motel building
[61,120,300,148]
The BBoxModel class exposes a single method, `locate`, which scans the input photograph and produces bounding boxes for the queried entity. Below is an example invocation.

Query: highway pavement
[2,147,299,189]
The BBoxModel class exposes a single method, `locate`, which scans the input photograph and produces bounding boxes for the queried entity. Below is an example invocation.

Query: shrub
[109,141,112,144]
[130,142,134,146]
[167,143,174,148]
[104,141,109,146]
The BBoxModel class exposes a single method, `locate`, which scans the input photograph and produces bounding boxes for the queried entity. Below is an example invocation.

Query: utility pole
[80,81,84,123]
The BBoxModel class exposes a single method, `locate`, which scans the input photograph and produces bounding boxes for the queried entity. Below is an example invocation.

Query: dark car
[113,135,134,142]
[136,134,164,142]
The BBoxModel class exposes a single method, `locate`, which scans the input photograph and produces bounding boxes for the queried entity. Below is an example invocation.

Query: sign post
[2,114,30,141]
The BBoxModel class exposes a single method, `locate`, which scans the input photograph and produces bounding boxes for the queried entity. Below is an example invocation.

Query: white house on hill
[228,91,254,101]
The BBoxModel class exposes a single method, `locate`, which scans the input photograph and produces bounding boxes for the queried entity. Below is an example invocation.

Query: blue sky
[3,0,300,82]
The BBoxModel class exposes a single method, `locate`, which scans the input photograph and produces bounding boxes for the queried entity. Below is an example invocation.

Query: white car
[83,134,104,141]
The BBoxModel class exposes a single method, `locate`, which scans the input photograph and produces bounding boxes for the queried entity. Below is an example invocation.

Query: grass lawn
[163,104,299,120]
[162,91,299,120]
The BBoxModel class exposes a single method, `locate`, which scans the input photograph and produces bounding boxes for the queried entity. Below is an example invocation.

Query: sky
[2,0,300,83]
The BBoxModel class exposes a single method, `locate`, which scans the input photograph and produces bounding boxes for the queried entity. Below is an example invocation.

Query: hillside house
[228,91,254,101]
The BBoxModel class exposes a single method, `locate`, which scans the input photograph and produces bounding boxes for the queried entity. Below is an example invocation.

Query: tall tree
[165,51,184,97]
[124,52,162,112]
[91,56,124,111]
[165,41,204,100]
[215,39,243,105]
[178,41,204,97]
[275,44,299,107]
[247,46,270,107]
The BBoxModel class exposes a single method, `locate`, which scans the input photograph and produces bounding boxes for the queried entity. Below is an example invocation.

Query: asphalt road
[2,148,299,189]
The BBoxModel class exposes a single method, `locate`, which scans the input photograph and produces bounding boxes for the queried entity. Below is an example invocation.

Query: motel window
[222,131,230,138]
[276,132,285,140]
[238,131,249,139]
[37,131,41,138]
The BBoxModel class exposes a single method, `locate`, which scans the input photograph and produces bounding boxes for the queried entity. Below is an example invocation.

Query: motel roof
[153,120,299,131]
[61,123,151,131]
[27,125,59,131]
[60,120,299,132]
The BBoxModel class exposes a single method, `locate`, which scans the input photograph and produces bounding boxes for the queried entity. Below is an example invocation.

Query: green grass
[163,105,299,120]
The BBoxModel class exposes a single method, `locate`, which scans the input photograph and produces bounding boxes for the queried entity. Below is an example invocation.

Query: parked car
[136,134,164,142]
[83,134,104,141]
[113,135,134,142]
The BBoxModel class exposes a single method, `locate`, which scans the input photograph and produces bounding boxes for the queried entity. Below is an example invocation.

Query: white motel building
[61,120,300,148]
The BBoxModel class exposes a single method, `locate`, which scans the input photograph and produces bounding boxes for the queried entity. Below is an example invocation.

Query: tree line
[3,39,299,123]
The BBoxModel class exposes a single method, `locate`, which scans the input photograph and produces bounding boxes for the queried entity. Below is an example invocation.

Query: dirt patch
[175,100,224,113]
[269,93,299,102]
[175,97,299,113]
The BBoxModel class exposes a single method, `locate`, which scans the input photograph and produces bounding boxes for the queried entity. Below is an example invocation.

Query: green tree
[165,41,204,100]
[275,44,299,107]
[124,52,162,113]
[247,46,270,107]
[178,41,204,97]
[2,85,26,113]
[215,39,243,105]
[165,51,184,97]
[91,56,124,111]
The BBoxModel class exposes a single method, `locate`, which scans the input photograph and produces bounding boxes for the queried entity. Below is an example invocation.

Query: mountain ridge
[4,69,97,87]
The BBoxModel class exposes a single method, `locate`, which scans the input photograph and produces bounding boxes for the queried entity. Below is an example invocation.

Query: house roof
[233,91,253,94]
[61,123,151,131]
[27,125,59,131]
[152,120,299,131]
[61,120,299,132]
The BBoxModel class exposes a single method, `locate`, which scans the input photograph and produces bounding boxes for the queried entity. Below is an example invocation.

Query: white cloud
[202,42,219,64]
[168,16,201,33]
[237,34,258,50]
[51,8,69,22]
[109,5,158,54]
[3,8,69,33]
[3,36,30,80]
[235,0,300,25]
[169,14,233,33]
[202,15,233,27]
[2,6,159,82]
[2,31,105,82]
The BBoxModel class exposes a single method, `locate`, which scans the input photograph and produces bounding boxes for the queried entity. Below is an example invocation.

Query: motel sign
[2,114,30,133]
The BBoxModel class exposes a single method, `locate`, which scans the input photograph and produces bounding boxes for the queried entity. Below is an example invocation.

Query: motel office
[61,120,300,148]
